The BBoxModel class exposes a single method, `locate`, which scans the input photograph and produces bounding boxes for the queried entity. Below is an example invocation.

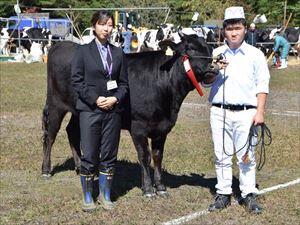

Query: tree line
[1,0,299,32]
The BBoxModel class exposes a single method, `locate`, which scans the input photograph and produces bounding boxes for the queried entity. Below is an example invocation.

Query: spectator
[122,24,133,54]
[245,23,258,47]
[269,30,291,69]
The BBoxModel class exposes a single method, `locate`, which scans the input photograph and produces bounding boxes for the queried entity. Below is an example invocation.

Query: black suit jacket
[71,39,128,113]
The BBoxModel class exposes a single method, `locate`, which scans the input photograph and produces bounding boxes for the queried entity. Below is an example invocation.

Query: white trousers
[210,106,259,198]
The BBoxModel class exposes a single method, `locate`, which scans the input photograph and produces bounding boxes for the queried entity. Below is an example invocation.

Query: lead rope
[223,122,272,169]
[221,64,272,172]
[249,123,272,170]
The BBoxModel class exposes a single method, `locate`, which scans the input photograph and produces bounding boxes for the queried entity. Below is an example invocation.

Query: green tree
[245,0,300,26]
[173,0,254,26]
[1,0,298,31]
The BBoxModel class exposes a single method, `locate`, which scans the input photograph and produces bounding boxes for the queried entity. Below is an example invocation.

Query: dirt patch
[288,56,300,66]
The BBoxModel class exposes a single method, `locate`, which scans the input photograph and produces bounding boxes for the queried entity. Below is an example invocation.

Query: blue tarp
[6,16,71,37]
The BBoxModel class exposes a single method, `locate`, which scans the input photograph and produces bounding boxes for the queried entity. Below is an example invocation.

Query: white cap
[269,28,279,40]
[127,24,132,29]
[250,23,255,28]
[224,7,245,21]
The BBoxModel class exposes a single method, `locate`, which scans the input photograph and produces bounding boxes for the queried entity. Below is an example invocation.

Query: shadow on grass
[113,160,241,200]
[51,158,76,176]
[51,158,242,200]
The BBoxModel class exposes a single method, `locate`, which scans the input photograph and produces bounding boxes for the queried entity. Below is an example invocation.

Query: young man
[207,7,270,214]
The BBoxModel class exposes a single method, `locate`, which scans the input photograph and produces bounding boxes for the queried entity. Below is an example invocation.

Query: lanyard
[98,44,113,78]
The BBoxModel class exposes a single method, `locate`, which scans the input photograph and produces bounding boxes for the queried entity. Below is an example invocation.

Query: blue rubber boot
[98,170,114,210]
[80,175,96,212]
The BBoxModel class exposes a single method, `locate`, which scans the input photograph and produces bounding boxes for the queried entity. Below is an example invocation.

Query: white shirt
[209,41,270,106]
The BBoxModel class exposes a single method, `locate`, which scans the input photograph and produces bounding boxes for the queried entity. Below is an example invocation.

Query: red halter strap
[182,55,204,97]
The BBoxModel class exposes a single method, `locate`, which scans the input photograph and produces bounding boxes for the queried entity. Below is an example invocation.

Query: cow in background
[256,28,273,57]
[0,27,10,55]
[170,26,211,44]
[22,27,52,55]
[136,23,174,52]
[284,27,300,59]
[0,27,52,56]
[0,28,21,55]
[205,27,225,48]
[110,25,124,48]
[42,33,218,197]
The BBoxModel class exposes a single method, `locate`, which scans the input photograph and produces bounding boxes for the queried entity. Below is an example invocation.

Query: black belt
[212,103,257,111]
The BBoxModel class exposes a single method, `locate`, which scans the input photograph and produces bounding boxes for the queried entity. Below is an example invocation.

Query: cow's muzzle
[202,62,219,85]
[210,61,220,72]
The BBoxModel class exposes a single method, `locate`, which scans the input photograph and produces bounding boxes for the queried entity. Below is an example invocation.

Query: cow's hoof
[157,190,169,198]
[75,167,80,175]
[41,173,51,180]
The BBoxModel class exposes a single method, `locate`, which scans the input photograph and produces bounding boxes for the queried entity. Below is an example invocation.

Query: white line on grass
[182,103,300,117]
[257,178,300,194]
[161,178,300,225]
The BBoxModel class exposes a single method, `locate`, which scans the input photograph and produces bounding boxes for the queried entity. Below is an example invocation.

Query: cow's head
[156,23,174,42]
[159,33,218,85]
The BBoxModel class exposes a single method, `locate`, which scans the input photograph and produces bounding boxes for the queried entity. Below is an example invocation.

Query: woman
[71,10,128,212]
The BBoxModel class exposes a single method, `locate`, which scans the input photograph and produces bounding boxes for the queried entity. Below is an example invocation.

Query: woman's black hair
[223,18,247,29]
[91,10,115,36]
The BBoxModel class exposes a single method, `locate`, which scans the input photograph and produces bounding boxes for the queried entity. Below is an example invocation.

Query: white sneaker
[277,59,287,69]
[278,65,287,69]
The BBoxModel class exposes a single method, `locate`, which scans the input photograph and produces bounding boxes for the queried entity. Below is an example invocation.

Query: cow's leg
[66,114,81,174]
[131,133,155,197]
[151,134,168,197]
[42,104,67,178]
[296,43,300,60]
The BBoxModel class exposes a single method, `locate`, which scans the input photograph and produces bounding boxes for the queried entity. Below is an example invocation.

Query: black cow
[42,34,218,197]
[284,27,299,43]
[256,29,273,57]
[206,27,225,49]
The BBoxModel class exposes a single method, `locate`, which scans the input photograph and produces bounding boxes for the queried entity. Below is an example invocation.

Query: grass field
[0,59,299,225]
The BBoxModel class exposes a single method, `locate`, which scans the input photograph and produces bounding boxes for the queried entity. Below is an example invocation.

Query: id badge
[107,80,118,90]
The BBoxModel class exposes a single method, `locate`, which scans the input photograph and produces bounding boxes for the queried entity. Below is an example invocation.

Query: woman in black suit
[71,11,128,212]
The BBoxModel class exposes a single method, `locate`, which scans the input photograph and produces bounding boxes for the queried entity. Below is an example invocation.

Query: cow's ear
[159,40,177,52]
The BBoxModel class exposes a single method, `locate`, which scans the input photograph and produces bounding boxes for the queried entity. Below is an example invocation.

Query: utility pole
[283,0,287,26]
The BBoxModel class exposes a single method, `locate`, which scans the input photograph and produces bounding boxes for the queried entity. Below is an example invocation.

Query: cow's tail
[42,104,49,145]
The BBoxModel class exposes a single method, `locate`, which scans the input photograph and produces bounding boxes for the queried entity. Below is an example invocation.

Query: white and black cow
[42,33,218,197]
[0,27,10,55]
[136,23,174,52]
[0,27,52,55]
[0,28,20,55]
[22,27,52,54]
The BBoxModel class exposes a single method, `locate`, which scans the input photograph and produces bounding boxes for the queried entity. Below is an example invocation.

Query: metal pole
[17,0,21,54]
[163,8,171,24]
[41,7,170,11]
[65,13,82,40]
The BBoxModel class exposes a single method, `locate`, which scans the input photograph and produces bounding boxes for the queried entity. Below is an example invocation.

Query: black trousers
[79,111,122,175]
